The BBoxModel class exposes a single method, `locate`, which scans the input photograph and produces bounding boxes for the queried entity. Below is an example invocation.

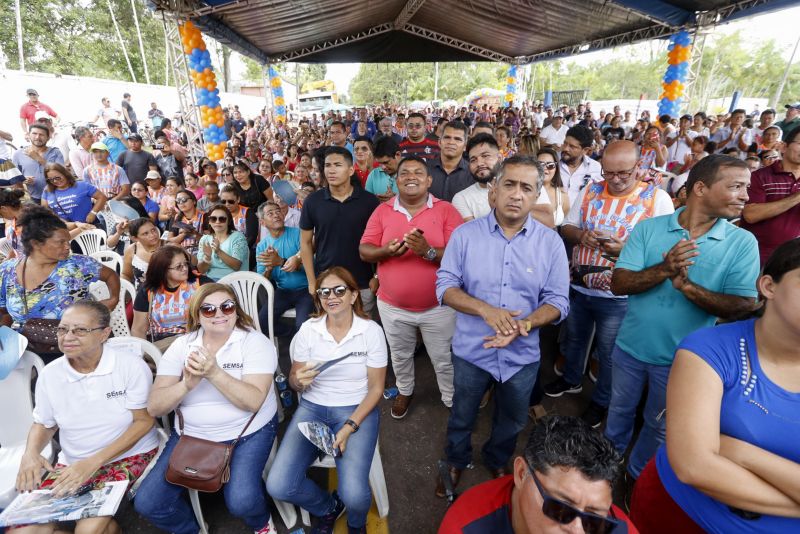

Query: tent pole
[107,0,137,82]
[434,62,439,101]
[130,0,150,84]
[14,0,24,71]
[771,32,800,109]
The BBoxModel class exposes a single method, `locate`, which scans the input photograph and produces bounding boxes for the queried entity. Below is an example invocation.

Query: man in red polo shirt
[19,89,58,133]
[360,156,463,418]
[439,415,638,534]
[741,126,800,264]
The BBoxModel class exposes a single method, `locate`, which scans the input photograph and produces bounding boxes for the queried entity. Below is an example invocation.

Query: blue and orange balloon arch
[659,30,693,118]
[179,21,227,161]
[268,66,287,125]
[505,65,518,107]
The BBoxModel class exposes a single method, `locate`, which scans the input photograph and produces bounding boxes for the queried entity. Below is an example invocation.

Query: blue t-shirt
[364,168,398,197]
[143,197,160,216]
[42,181,98,222]
[256,227,307,291]
[657,319,800,533]
[103,136,127,164]
[614,208,759,365]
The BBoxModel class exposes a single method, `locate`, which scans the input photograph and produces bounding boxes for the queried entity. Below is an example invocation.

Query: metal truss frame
[162,13,206,164]
[401,24,515,63]
[273,23,394,63]
[393,0,427,28]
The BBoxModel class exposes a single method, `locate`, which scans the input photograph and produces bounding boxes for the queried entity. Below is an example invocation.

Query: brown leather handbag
[165,408,256,492]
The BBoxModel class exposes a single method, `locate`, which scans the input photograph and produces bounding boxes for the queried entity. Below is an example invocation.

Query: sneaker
[543,377,582,398]
[553,354,566,376]
[581,401,607,429]
[311,491,345,534]
[588,357,599,383]
[391,393,413,419]
[254,518,275,533]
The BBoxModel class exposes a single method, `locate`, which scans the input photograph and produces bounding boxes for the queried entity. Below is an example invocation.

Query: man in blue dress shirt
[435,155,570,497]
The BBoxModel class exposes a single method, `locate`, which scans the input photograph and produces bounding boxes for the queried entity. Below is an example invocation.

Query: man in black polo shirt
[116,133,157,184]
[300,146,380,313]
[428,121,472,202]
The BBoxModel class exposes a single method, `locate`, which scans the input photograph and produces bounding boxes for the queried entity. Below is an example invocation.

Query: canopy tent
[150,0,800,65]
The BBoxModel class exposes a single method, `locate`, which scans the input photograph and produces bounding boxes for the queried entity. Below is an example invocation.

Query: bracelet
[344,419,359,433]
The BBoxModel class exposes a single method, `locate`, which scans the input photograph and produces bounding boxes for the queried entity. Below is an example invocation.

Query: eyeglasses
[527,465,620,534]
[316,285,348,299]
[168,262,189,271]
[208,215,228,223]
[221,172,232,177]
[199,299,237,318]
[407,123,425,129]
[56,326,105,337]
[220,199,238,205]
[539,162,557,170]
[176,197,191,204]
[600,166,637,180]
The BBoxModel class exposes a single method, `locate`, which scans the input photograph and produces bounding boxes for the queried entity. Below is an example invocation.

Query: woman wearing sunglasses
[220,165,235,185]
[537,148,570,227]
[197,205,249,281]
[630,239,800,534]
[14,300,159,534]
[220,184,259,251]
[136,283,279,534]
[267,266,387,534]
[166,190,204,259]
[131,245,211,351]
[41,162,108,225]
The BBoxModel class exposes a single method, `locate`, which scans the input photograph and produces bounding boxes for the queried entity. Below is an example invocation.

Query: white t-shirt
[559,157,604,205]
[540,124,568,146]
[713,126,753,156]
[291,314,387,407]
[451,182,551,221]
[33,345,160,465]
[159,327,278,441]
[667,130,698,164]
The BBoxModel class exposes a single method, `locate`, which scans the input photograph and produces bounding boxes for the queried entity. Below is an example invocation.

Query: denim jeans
[604,345,670,478]
[562,290,628,408]
[134,415,278,534]
[266,399,379,529]
[445,356,540,470]
[258,285,314,338]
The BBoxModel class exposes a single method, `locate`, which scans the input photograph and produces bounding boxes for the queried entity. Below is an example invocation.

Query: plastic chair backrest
[107,336,169,429]
[0,237,12,262]
[0,351,44,446]
[90,249,123,274]
[72,229,107,256]
[109,279,135,337]
[218,272,275,345]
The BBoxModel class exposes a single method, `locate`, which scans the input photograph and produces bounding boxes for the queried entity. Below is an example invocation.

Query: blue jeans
[562,290,627,408]
[445,356,540,470]
[266,399,379,529]
[259,285,314,338]
[604,345,670,478]
[134,415,278,534]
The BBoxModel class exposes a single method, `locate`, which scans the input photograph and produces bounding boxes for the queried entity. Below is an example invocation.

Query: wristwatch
[344,419,359,433]
[423,247,437,261]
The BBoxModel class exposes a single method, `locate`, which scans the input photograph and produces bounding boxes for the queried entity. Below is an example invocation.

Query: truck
[298,80,338,118]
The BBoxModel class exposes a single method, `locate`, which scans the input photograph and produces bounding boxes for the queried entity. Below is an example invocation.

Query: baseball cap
[145,170,161,180]
[34,110,52,121]
[26,89,38,96]
[128,133,143,142]
[90,142,109,152]
[680,114,692,121]
[553,112,564,118]
[786,102,800,110]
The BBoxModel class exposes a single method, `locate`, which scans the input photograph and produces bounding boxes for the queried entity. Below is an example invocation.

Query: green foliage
[241,55,264,83]
[0,0,169,85]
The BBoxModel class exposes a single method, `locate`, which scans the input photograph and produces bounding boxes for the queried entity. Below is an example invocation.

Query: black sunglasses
[539,162,557,170]
[199,299,237,318]
[220,199,238,204]
[316,285,348,299]
[528,466,620,534]
[208,215,228,223]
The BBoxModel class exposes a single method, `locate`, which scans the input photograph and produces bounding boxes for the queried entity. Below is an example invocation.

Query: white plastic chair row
[90,249,123,275]
[0,351,54,509]
[71,228,108,256]
[88,278,135,338]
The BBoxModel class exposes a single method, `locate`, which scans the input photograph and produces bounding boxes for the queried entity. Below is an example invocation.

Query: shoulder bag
[165,408,257,492]
[19,257,61,354]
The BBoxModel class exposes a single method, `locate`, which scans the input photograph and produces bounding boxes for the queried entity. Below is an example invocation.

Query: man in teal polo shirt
[365,136,400,202]
[606,154,760,484]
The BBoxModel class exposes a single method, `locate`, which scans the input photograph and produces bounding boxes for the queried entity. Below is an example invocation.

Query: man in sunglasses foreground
[439,415,637,534]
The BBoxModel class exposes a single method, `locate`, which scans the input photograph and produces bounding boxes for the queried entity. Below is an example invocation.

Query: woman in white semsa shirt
[267,266,387,534]
[15,300,159,534]
[135,283,279,534]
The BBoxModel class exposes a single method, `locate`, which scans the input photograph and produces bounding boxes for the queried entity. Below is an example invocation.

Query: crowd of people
[1,85,800,534]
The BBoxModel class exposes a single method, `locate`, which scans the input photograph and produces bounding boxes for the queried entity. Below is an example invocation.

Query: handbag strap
[175,407,257,445]
[20,257,30,316]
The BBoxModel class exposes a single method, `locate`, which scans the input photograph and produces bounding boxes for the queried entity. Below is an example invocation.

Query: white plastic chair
[72,228,107,255]
[271,337,390,526]
[0,351,54,509]
[90,249,123,274]
[107,279,135,338]
[0,237,12,262]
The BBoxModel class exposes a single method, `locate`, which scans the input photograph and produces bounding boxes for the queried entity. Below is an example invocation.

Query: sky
[237,5,800,97]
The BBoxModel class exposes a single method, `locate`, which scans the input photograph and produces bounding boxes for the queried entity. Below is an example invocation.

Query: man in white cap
[540,112,568,151]
[83,142,130,201]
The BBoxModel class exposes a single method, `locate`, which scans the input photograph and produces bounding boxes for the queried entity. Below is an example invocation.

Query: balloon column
[659,30,693,118]
[269,66,287,125]
[179,21,227,162]
[505,65,518,107]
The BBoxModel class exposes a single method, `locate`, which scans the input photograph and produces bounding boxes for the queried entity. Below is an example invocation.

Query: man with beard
[12,123,64,204]
[559,125,603,204]
[452,134,554,226]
